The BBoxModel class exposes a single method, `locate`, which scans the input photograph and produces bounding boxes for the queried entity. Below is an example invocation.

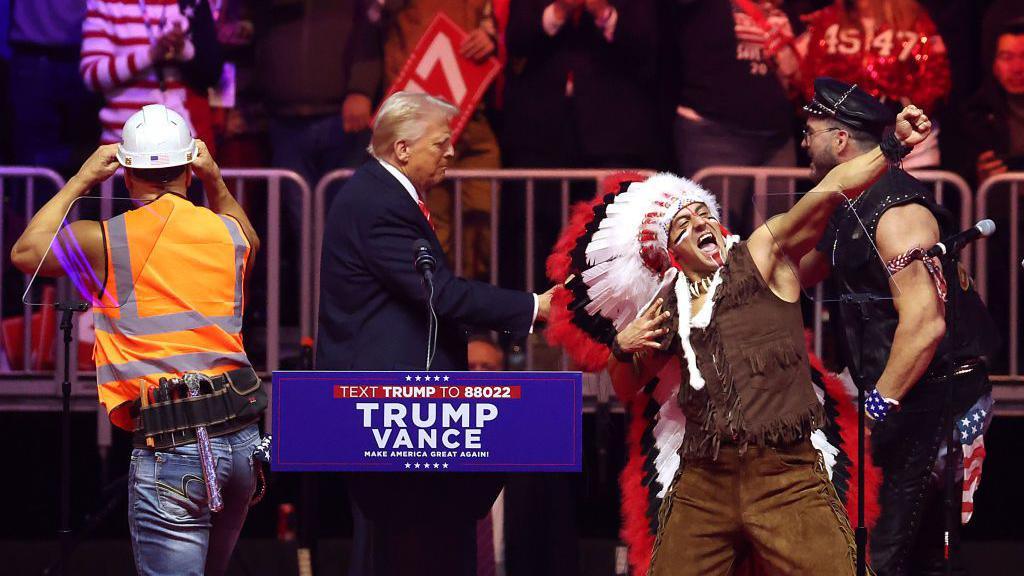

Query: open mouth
[698,232,718,254]
[697,231,724,266]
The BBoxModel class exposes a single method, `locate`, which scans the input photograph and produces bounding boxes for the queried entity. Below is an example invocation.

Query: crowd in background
[0,0,1021,215]
[0,0,1022,284]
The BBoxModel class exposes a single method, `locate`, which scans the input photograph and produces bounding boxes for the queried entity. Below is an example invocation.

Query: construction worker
[11,104,265,576]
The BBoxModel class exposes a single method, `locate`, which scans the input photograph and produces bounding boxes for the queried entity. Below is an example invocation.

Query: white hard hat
[117,104,197,169]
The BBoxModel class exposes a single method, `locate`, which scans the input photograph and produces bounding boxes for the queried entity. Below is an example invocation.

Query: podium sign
[272,371,582,472]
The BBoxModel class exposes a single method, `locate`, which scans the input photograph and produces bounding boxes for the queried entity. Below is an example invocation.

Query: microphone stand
[55,301,89,575]
[939,251,962,576]
[298,340,317,576]
[417,261,438,371]
[944,348,955,576]
[838,291,885,576]
[413,240,438,370]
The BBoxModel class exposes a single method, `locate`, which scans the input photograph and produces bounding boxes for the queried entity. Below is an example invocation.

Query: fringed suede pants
[649,439,859,576]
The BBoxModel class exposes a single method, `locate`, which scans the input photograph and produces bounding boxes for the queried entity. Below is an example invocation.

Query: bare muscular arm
[873,203,946,401]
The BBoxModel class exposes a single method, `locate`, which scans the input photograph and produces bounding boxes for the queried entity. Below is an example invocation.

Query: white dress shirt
[378,158,421,205]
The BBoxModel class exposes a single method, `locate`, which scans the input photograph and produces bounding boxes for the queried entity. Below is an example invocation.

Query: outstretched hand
[895,105,931,147]
[535,285,557,323]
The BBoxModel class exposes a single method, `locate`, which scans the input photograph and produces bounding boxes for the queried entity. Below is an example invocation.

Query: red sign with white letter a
[381,13,502,144]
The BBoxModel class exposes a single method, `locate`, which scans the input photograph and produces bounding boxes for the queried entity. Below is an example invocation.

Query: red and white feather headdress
[545,172,725,371]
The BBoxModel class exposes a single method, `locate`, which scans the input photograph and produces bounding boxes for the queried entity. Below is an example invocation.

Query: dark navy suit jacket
[316,158,534,371]
[315,160,535,574]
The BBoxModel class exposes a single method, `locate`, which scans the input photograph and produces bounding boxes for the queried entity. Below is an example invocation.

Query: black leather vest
[821,170,996,391]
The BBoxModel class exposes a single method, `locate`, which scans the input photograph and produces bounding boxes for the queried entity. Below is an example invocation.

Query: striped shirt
[80,0,195,143]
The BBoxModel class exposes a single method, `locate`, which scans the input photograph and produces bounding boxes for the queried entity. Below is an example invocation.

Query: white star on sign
[442,463,449,469]
[433,463,440,469]
[443,376,450,382]
[405,463,411,469]
[414,463,421,469]
[406,375,412,381]
[415,376,422,382]
[434,376,441,381]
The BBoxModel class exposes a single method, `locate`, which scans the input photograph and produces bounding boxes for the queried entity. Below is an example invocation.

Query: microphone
[413,239,435,282]
[925,220,995,258]
[413,239,439,370]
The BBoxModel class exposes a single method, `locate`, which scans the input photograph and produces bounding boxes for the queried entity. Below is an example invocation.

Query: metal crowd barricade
[975,173,1023,384]
[312,168,353,342]
[691,166,974,256]
[692,166,973,357]
[4,164,1024,416]
[221,169,313,373]
[0,167,70,407]
[312,168,653,368]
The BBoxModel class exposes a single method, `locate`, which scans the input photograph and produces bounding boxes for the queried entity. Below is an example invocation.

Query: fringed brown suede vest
[678,241,824,460]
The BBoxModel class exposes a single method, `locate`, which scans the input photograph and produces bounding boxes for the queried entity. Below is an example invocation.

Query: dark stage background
[0,411,1021,575]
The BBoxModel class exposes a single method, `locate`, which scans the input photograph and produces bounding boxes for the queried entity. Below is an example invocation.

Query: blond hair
[368,92,458,159]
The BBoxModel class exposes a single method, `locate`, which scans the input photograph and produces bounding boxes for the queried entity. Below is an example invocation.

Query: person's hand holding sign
[460,27,496,62]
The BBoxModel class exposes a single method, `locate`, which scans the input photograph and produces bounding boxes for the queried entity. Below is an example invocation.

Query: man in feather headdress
[546,97,932,574]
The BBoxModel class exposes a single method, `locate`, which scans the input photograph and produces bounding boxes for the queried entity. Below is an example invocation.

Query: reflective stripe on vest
[93,194,251,429]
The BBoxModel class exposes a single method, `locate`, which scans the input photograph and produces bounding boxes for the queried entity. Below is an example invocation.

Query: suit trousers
[650,439,858,576]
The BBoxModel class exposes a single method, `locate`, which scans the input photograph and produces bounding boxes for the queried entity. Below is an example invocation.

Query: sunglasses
[802,126,841,142]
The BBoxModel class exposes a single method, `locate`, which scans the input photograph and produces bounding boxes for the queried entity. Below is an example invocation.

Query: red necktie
[417,198,435,230]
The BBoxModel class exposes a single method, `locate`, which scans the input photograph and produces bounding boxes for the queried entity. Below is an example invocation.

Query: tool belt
[132,367,266,450]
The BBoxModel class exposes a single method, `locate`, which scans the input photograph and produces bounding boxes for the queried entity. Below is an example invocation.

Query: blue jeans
[128,424,260,576]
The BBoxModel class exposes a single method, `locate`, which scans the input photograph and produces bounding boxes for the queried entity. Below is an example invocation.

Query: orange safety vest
[94,193,252,430]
